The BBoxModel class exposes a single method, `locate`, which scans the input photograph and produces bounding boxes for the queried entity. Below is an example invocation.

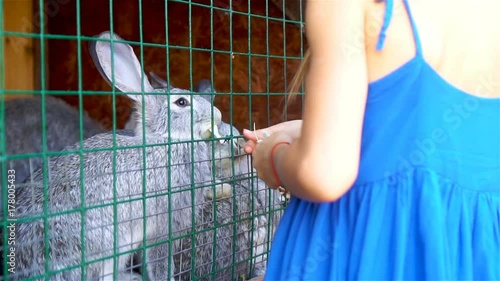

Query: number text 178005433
[6,169,17,274]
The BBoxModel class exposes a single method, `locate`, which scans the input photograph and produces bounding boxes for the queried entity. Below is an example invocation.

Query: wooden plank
[3,0,35,100]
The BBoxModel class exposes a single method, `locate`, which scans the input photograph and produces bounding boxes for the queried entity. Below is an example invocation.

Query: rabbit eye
[174,98,189,107]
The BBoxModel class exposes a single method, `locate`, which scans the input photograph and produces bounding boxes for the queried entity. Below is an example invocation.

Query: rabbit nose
[202,123,223,142]
[209,125,221,137]
[200,106,223,141]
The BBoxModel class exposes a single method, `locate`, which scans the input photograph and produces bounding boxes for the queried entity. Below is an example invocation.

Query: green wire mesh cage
[1,0,305,280]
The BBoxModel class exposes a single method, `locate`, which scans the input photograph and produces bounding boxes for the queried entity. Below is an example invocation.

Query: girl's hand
[250,131,294,189]
[242,120,302,154]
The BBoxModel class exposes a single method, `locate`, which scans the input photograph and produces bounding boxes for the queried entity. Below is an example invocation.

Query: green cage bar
[0,1,304,280]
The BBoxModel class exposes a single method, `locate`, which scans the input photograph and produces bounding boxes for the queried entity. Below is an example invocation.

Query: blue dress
[264,0,500,280]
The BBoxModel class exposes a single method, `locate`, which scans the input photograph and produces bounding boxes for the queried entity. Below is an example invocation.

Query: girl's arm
[243,120,302,154]
[273,0,369,202]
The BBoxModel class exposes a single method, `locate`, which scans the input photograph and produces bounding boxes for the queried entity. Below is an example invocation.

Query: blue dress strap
[375,0,394,51]
[376,0,423,56]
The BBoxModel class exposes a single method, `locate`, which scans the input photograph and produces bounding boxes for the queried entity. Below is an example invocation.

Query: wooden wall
[44,0,305,131]
[2,0,35,100]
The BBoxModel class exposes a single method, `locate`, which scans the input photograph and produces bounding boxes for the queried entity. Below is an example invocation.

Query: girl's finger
[243,128,272,141]
[243,129,258,141]
[244,140,257,154]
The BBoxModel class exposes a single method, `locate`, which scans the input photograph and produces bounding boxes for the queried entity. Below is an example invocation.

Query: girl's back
[264,1,499,280]
[356,0,499,189]
[365,0,500,99]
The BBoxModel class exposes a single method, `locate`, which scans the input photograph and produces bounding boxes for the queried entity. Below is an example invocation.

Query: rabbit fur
[146,73,242,200]
[125,73,237,200]
[0,95,106,213]
[9,30,225,281]
[189,136,285,281]
[9,31,283,281]
[125,74,216,134]
[0,95,106,279]
[142,74,285,280]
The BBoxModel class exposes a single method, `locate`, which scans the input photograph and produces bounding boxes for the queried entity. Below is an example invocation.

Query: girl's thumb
[243,129,257,140]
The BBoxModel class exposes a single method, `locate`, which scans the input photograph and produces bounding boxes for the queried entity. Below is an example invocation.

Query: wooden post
[3,0,35,100]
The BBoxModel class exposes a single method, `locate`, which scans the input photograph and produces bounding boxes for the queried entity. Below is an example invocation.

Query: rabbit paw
[205,180,232,200]
[115,272,144,281]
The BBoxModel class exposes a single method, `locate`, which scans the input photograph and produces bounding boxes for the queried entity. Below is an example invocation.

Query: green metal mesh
[1,1,304,280]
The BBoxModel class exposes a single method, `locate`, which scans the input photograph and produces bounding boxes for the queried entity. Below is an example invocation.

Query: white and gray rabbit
[9,31,228,281]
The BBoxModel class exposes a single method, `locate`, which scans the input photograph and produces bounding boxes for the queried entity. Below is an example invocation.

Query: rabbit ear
[195,79,214,103]
[149,71,171,90]
[89,31,154,102]
[195,79,213,93]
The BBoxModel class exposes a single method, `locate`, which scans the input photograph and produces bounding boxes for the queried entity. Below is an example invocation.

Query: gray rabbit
[145,74,285,280]
[0,95,106,280]
[0,95,106,213]
[89,35,284,281]
[196,82,285,280]
[146,74,241,200]
[10,31,227,281]
[152,115,283,281]
[189,134,285,281]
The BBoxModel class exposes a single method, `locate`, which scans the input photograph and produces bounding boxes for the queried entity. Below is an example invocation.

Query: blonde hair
[284,49,311,109]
